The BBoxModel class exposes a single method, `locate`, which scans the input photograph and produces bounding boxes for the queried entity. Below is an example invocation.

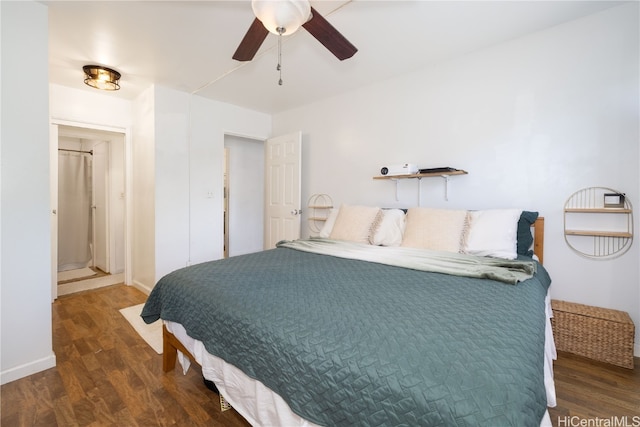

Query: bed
[142,206,556,427]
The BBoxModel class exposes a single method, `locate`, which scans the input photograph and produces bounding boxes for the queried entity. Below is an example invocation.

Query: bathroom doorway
[53,124,127,296]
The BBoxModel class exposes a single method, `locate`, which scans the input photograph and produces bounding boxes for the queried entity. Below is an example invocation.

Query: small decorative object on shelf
[307,194,333,233]
[564,187,633,259]
[604,193,625,208]
[380,163,419,176]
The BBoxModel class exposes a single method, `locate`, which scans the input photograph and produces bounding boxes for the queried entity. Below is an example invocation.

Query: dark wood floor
[548,350,640,423]
[1,283,638,426]
[1,284,250,427]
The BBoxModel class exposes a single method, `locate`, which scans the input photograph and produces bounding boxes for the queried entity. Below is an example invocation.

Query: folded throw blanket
[277,238,536,284]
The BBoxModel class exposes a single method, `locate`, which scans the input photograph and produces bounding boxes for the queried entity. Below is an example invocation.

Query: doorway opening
[54,124,127,296]
[223,134,265,258]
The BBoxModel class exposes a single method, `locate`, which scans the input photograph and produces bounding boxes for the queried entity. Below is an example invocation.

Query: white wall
[131,86,271,292]
[153,87,191,282]
[0,0,56,384]
[50,84,132,128]
[225,135,265,256]
[187,95,272,267]
[132,86,156,292]
[273,4,640,350]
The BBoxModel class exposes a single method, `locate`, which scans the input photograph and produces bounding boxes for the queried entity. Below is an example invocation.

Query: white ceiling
[46,0,625,114]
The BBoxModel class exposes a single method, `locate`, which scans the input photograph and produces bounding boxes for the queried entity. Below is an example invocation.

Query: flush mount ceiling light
[82,65,121,91]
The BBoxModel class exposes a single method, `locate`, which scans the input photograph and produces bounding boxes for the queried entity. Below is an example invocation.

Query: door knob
[291,209,302,216]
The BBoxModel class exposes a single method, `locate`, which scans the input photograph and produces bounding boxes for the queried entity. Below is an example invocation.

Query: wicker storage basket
[551,299,635,369]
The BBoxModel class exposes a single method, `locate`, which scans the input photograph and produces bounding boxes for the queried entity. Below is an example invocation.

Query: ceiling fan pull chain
[277,27,285,85]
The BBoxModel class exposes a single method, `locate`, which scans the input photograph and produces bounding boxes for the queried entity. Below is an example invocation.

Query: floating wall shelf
[307,194,333,233]
[373,170,468,203]
[564,187,633,259]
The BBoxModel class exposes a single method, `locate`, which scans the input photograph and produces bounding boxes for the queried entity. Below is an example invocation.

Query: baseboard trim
[0,353,56,385]
[132,279,153,296]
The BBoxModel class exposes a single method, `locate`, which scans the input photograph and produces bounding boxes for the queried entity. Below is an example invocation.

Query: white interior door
[92,141,109,272]
[264,132,302,249]
[50,124,59,301]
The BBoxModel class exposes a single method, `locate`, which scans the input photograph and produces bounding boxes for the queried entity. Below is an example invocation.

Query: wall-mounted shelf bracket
[391,178,400,201]
[441,175,451,201]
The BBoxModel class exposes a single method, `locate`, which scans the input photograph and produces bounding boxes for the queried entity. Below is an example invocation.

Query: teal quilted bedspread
[142,244,551,427]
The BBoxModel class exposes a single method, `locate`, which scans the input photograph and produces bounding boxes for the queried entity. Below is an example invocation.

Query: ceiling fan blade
[303,7,357,61]
[233,18,269,61]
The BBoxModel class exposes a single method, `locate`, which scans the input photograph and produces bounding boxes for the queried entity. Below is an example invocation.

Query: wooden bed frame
[163,216,546,373]
[533,217,545,265]
[163,324,195,372]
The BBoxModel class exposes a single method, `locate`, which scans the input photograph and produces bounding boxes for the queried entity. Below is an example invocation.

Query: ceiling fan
[233,0,358,62]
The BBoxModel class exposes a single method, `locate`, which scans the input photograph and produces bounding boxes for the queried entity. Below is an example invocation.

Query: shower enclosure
[57,149,93,272]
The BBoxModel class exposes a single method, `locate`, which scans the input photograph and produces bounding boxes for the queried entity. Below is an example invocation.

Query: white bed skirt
[165,292,557,427]
[165,320,319,426]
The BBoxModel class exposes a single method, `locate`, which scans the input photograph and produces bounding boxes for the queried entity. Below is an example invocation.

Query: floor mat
[119,303,162,354]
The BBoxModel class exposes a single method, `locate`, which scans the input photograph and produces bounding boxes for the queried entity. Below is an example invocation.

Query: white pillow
[401,208,468,252]
[463,209,523,259]
[318,208,339,238]
[370,209,406,246]
[329,205,382,244]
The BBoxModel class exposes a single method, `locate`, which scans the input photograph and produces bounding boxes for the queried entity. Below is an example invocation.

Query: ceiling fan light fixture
[83,65,121,91]
[251,0,311,35]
